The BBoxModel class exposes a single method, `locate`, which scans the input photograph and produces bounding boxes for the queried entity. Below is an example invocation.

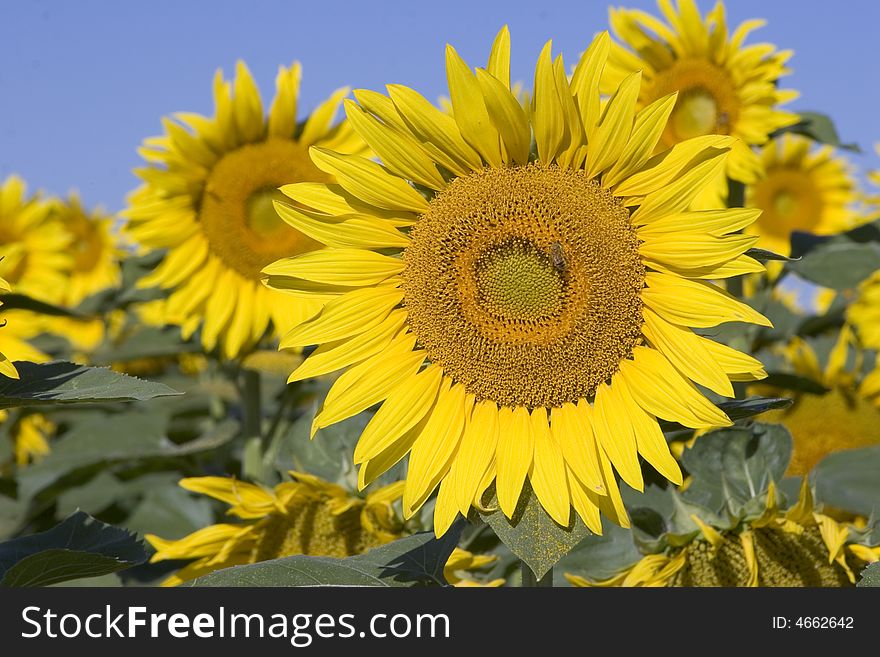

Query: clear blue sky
[2,0,878,213]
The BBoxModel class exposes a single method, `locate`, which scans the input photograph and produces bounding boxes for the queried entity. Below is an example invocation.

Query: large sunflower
[262,29,769,537]
[603,0,798,205]
[124,61,365,359]
[746,134,858,257]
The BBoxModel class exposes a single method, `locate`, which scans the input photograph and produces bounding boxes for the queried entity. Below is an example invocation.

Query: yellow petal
[593,381,644,491]
[570,31,610,142]
[487,26,511,88]
[529,407,571,527]
[585,71,641,178]
[309,147,428,212]
[353,365,444,463]
[299,86,350,147]
[476,69,530,165]
[446,45,502,167]
[268,62,301,138]
[451,400,499,516]
[263,249,403,286]
[273,201,409,249]
[551,402,605,494]
[496,406,534,518]
[532,41,565,164]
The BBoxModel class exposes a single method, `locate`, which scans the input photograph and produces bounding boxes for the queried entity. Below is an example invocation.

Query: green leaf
[478,482,591,579]
[555,523,642,583]
[0,511,146,587]
[745,248,796,262]
[813,446,880,518]
[0,361,181,409]
[17,413,238,499]
[681,423,793,511]
[0,294,84,318]
[787,241,880,290]
[760,372,829,395]
[858,562,880,587]
[775,111,860,152]
[188,525,464,587]
[124,480,215,542]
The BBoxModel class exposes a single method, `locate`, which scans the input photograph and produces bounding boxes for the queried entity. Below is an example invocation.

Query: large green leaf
[813,446,880,518]
[188,525,463,587]
[0,511,146,587]
[479,482,591,579]
[680,423,793,512]
[555,523,642,584]
[858,562,880,587]
[787,242,880,290]
[89,326,199,365]
[0,361,181,409]
[17,413,238,499]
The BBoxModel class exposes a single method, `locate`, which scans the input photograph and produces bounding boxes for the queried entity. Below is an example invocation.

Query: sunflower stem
[521,562,553,587]
[241,368,264,482]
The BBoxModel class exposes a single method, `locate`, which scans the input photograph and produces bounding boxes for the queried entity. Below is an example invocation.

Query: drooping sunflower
[124,61,365,359]
[757,327,880,475]
[262,28,770,537]
[745,134,859,257]
[848,269,880,352]
[0,175,72,304]
[566,481,879,587]
[603,0,798,205]
[146,473,406,586]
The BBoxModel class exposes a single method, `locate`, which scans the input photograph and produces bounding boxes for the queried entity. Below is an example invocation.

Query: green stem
[241,368,263,481]
[521,561,553,587]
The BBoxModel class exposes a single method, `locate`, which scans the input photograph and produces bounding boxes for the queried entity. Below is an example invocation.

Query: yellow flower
[757,327,880,475]
[443,548,505,587]
[0,275,20,379]
[849,269,880,352]
[746,134,859,256]
[566,481,879,587]
[603,0,798,205]
[263,28,769,537]
[124,61,365,359]
[146,473,406,586]
[10,414,55,466]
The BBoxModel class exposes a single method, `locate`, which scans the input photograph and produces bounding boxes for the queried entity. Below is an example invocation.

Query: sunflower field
[1,0,879,597]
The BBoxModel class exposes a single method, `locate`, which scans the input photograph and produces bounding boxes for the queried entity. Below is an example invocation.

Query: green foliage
[0,510,146,587]
[774,111,860,152]
[787,241,880,290]
[857,562,880,587]
[813,446,880,518]
[479,482,591,580]
[187,525,463,587]
[0,361,180,409]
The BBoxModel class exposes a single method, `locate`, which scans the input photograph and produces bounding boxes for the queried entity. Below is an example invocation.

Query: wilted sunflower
[566,481,879,587]
[146,473,405,586]
[124,62,365,359]
[848,270,880,352]
[603,0,798,205]
[263,28,769,537]
[0,175,72,304]
[746,134,858,257]
[758,328,880,475]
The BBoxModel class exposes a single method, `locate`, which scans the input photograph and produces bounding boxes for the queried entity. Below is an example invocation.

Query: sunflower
[0,175,72,304]
[146,473,405,586]
[745,134,859,257]
[262,28,770,537]
[45,195,123,352]
[0,276,20,379]
[566,480,879,587]
[757,328,880,475]
[8,413,55,466]
[848,269,880,351]
[124,61,365,359]
[603,0,798,205]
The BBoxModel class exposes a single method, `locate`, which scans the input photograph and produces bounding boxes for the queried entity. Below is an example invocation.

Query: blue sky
[2,0,878,212]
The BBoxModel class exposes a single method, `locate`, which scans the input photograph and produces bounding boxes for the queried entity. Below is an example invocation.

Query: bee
[550,241,566,271]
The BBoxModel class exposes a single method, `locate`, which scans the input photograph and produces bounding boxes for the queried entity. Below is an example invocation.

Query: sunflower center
[403,163,644,409]
[475,239,565,321]
[199,139,329,279]
[751,168,823,238]
[648,59,739,146]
